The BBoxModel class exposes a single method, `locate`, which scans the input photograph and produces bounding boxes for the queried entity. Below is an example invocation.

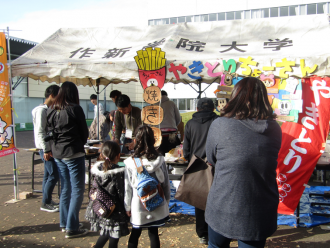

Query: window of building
[209,13,217,21]
[162,18,169,24]
[251,9,261,18]
[178,16,185,23]
[179,99,186,110]
[317,2,326,14]
[289,5,298,16]
[280,6,289,16]
[244,10,251,19]
[186,16,193,22]
[170,99,178,107]
[13,77,28,97]
[201,14,209,22]
[218,12,225,21]
[170,17,177,24]
[300,4,307,15]
[154,19,161,25]
[194,15,200,22]
[307,3,316,15]
[270,7,278,17]
[226,11,235,20]
[261,8,269,18]
[188,99,196,111]
[148,20,154,25]
[235,11,242,19]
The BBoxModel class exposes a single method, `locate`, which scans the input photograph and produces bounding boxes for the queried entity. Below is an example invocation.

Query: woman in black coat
[47,81,89,239]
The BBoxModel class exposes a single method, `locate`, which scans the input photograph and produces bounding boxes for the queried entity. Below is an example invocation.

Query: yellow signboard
[0,32,18,157]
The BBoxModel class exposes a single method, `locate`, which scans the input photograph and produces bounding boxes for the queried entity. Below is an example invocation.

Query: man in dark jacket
[183,98,218,244]
[114,95,142,153]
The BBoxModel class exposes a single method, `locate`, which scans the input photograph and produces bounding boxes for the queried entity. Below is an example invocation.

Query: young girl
[124,125,171,248]
[85,141,129,248]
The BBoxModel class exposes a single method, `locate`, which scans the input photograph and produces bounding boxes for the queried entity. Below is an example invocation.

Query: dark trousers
[39,149,59,204]
[208,225,266,248]
[195,207,208,238]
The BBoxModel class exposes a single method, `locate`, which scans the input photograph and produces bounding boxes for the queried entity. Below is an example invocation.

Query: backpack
[133,158,164,212]
[89,179,116,219]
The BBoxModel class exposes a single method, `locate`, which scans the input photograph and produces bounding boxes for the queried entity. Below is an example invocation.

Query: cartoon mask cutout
[285,77,299,94]
[217,99,227,112]
[138,67,166,89]
[224,73,233,86]
[279,100,292,115]
[260,74,275,88]
[134,47,167,89]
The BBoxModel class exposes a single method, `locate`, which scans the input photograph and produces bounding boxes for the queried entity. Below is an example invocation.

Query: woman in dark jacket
[47,81,89,239]
[205,77,282,248]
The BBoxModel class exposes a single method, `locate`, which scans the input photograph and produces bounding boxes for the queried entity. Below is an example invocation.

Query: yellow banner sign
[0,32,18,157]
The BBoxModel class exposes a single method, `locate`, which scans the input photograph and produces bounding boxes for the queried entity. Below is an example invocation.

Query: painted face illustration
[217,99,227,112]
[279,100,292,115]
[138,67,166,89]
[260,74,275,87]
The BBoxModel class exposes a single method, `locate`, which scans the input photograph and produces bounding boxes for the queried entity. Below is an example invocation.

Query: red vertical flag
[277,76,330,214]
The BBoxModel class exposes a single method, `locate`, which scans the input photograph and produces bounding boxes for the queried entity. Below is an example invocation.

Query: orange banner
[0,32,18,157]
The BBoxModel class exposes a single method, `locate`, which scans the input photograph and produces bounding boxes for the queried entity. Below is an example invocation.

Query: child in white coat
[124,125,171,248]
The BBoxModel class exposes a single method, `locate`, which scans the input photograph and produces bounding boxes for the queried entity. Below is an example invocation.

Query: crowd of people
[32,77,282,248]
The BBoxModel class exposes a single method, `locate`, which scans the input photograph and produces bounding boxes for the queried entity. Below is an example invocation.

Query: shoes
[51,200,59,206]
[40,203,59,213]
[199,236,208,244]
[65,229,89,239]
[61,223,84,232]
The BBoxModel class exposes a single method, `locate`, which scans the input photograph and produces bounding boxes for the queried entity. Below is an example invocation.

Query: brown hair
[221,77,276,120]
[51,81,80,110]
[100,141,121,172]
[132,125,159,161]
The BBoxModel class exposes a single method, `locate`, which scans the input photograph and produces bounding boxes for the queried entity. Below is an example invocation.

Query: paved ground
[1,131,330,247]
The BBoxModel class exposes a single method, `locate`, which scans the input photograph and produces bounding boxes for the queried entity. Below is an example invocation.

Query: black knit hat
[197,98,214,111]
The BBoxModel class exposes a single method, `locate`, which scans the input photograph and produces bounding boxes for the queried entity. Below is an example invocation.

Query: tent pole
[197,79,202,99]
[6,27,19,200]
[103,87,106,114]
[96,78,100,140]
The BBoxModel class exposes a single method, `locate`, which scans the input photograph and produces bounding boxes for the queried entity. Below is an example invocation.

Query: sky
[0,0,219,99]
[0,0,151,43]
[0,0,205,43]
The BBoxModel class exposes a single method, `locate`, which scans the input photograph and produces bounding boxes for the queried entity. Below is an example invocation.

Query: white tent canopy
[11,14,330,86]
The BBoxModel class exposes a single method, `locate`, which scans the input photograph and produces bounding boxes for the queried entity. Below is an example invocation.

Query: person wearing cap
[183,97,219,244]
[90,94,104,120]
[156,90,181,155]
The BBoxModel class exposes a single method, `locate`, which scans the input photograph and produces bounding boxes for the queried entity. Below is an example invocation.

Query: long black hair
[51,81,80,110]
[101,141,121,172]
[221,77,276,120]
[132,125,159,161]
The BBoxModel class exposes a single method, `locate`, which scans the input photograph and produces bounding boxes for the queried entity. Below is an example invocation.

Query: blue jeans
[55,156,85,231]
[208,226,266,248]
[39,150,59,204]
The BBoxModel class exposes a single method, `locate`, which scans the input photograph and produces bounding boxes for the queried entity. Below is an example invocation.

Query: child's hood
[90,161,125,184]
[124,155,165,183]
